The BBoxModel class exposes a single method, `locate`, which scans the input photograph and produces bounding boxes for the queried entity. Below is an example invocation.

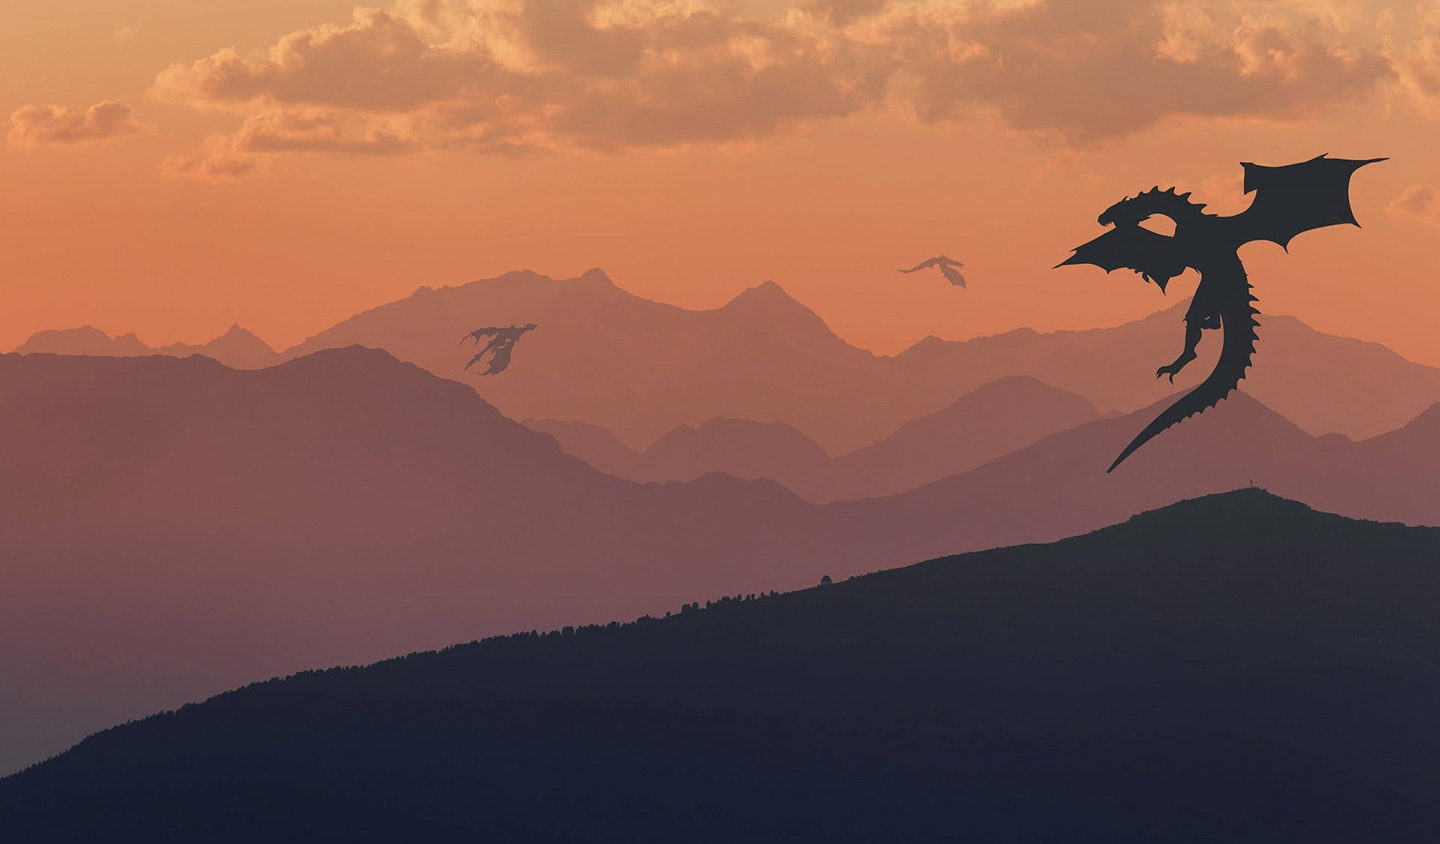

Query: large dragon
[1058,154,1384,472]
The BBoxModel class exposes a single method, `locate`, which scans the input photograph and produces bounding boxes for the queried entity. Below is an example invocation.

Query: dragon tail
[1108,284,1259,473]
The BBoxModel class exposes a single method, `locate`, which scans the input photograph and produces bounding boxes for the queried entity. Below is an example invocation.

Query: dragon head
[1057,186,1210,291]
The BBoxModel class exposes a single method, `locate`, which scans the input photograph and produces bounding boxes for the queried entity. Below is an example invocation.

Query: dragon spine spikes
[1098,186,1211,228]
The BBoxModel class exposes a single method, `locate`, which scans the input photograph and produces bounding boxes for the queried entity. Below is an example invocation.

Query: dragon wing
[1055,227,1180,290]
[462,327,507,345]
[939,264,967,287]
[1233,154,1385,250]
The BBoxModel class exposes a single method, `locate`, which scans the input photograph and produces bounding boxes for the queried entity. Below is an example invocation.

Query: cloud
[884,0,1392,143]
[114,25,140,45]
[1386,184,1440,228]
[160,146,259,183]
[160,108,420,181]
[151,0,1400,175]
[7,100,145,149]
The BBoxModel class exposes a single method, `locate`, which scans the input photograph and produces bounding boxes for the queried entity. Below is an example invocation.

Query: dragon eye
[1137,214,1176,236]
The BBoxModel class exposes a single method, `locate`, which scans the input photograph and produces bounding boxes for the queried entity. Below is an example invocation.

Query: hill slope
[6,491,1439,843]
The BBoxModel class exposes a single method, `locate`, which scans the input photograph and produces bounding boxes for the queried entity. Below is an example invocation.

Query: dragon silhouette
[1058,154,1384,472]
[462,323,537,375]
[899,255,968,287]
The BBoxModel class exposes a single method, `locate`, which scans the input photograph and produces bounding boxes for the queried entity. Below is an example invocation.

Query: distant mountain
[15,326,153,356]
[893,303,1440,444]
[810,375,1100,501]
[282,270,900,453]
[632,417,831,485]
[179,324,277,369]
[7,491,1439,843]
[279,269,1440,451]
[531,376,1101,503]
[14,324,277,370]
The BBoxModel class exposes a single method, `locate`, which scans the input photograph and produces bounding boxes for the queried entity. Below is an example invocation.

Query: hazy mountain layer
[531,376,1101,502]
[283,269,1440,451]
[4,348,1439,776]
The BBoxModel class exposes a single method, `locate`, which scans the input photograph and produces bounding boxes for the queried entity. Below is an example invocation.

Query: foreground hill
[5,491,1438,843]
[280,269,1440,450]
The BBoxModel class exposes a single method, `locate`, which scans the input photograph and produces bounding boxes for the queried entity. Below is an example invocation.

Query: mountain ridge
[20,269,1439,451]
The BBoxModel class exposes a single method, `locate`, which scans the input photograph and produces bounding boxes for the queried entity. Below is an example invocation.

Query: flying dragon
[899,255,968,287]
[1057,154,1384,472]
[461,323,537,375]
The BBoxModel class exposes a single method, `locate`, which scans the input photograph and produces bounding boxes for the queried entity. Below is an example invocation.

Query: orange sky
[4,0,1440,362]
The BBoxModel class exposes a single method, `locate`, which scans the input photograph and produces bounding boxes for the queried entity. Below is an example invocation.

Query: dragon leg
[1110,275,1258,472]
[1156,320,1203,383]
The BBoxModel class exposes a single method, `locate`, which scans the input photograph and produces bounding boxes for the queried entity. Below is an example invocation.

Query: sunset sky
[4,0,1440,362]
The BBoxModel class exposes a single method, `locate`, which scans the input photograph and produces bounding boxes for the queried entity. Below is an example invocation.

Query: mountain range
[4,345,1440,775]
[18,269,1440,453]
[6,490,1438,842]
[15,324,277,370]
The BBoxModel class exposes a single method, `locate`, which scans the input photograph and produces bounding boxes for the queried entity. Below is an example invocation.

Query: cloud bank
[148,0,1399,177]
[8,101,145,149]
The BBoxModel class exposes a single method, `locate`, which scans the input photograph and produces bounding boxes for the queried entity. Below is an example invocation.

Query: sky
[3,0,1440,362]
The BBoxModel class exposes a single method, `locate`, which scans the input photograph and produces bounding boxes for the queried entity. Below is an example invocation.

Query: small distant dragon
[461,323,536,375]
[899,255,968,287]
[1058,154,1383,472]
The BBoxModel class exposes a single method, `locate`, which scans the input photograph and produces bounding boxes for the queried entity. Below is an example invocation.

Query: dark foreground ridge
[5,490,1440,843]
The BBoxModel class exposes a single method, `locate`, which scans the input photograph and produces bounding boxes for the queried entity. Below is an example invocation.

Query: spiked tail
[1108,283,1259,472]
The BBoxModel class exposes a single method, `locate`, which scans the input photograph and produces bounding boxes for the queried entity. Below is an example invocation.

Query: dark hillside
[5,490,1440,842]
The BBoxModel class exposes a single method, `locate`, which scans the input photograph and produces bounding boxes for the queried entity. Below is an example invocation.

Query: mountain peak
[720,281,814,318]
[207,323,271,347]
[577,267,615,286]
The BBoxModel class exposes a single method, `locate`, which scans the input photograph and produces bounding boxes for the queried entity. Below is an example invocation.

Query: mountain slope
[810,375,1100,501]
[6,491,1439,843]
[522,417,641,477]
[0,349,855,775]
[540,377,1101,503]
